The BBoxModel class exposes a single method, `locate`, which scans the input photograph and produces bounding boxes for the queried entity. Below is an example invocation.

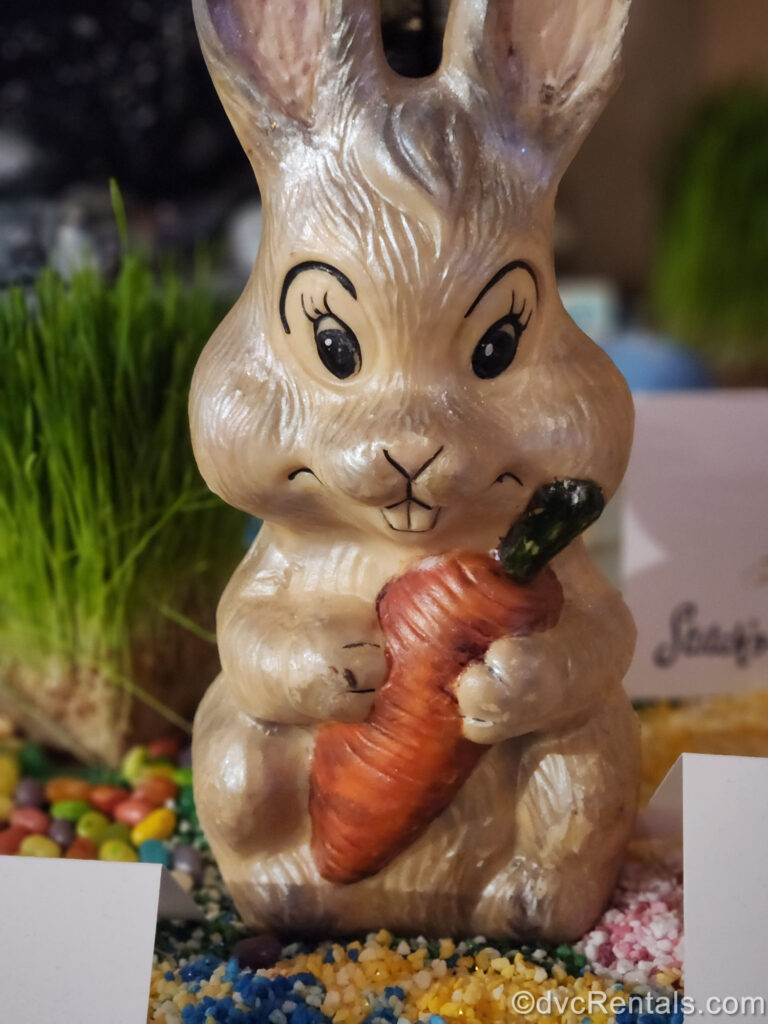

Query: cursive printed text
[653,601,767,669]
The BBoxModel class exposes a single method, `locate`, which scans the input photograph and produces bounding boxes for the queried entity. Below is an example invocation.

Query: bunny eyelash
[509,291,534,333]
[301,292,335,324]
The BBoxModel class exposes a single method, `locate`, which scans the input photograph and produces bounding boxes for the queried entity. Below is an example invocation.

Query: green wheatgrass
[0,188,245,749]
[651,84,768,379]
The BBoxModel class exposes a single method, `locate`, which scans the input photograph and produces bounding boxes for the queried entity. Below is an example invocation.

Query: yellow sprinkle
[407,948,427,967]
[439,1002,462,1018]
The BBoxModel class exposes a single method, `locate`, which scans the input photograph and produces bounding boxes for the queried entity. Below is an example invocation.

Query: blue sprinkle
[233,974,272,998]
[430,1016,447,1024]
[264,975,290,998]
[323,950,335,964]
[347,948,359,962]
[290,970,321,987]
[223,958,241,983]
[384,986,405,1001]
[164,970,175,981]
[291,1009,329,1024]
[179,953,223,982]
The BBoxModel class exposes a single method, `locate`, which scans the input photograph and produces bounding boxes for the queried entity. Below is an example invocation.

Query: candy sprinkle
[148,934,634,1024]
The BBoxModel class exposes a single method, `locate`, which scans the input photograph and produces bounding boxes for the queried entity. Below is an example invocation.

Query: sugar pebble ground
[148,849,683,1024]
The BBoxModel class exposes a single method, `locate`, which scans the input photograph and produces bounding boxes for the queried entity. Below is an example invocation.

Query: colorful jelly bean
[76,810,110,844]
[113,798,155,826]
[44,777,91,803]
[173,766,194,788]
[120,746,148,783]
[0,736,202,913]
[147,737,182,760]
[0,753,20,797]
[49,799,91,821]
[65,837,98,860]
[99,838,138,862]
[18,742,50,779]
[136,762,176,783]
[48,818,75,848]
[131,807,176,845]
[0,794,13,824]
[100,821,132,844]
[133,776,178,807]
[19,834,61,857]
[13,777,45,807]
[232,934,283,971]
[89,784,130,816]
[10,806,50,834]
[138,839,171,866]
[0,824,30,854]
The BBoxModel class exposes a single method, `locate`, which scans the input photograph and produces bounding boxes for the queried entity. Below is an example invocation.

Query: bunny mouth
[381,499,441,533]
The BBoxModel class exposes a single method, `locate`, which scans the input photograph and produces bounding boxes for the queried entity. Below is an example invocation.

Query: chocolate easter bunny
[190,0,640,939]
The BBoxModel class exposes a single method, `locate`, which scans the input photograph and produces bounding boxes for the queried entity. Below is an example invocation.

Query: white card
[622,390,768,698]
[641,753,768,1022]
[0,858,200,1023]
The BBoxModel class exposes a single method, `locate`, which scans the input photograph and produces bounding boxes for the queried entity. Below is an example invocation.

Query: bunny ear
[193,0,384,167]
[440,0,630,186]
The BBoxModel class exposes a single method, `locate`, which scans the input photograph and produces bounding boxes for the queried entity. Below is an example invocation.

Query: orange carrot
[309,479,603,884]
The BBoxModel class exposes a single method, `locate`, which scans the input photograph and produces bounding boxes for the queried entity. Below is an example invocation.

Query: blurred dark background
[2,0,767,382]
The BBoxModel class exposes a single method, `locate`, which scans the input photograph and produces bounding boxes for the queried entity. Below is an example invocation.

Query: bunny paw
[456,634,566,744]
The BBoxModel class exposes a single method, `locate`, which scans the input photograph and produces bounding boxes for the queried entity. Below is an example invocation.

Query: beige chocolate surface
[190,0,639,939]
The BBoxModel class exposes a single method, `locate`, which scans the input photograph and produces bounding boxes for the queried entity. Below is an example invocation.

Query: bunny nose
[383,443,444,481]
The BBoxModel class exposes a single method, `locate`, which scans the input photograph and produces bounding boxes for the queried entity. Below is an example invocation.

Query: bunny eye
[471,318,520,379]
[313,314,361,380]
